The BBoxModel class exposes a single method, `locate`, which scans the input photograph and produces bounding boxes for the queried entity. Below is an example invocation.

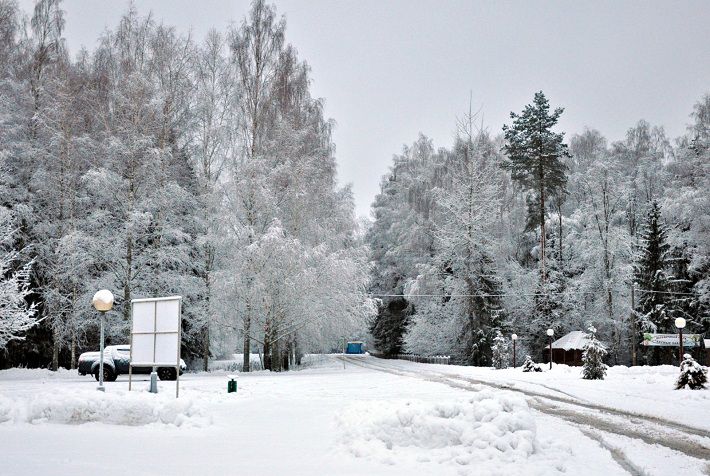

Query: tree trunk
[70,332,76,370]
[630,283,638,365]
[202,325,210,372]
[558,207,563,267]
[539,176,546,282]
[295,335,302,366]
[52,326,60,371]
[243,313,251,372]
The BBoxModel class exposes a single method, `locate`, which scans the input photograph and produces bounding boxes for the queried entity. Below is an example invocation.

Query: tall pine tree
[634,200,672,364]
[502,92,569,282]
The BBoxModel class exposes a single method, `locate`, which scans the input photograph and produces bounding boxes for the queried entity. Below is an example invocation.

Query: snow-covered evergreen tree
[490,331,510,369]
[675,353,707,390]
[582,326,607,380]
[522,355,542,372]
[634,200,672,333]
[502,91,569,282]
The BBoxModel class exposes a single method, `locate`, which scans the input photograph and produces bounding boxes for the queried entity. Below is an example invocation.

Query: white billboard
[129,296,182,396]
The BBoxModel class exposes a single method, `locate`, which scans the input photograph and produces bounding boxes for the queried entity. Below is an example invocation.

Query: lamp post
[511,334,518,368]
[92,290,114,392]
[675,317,686,365]
[546,328,554,370]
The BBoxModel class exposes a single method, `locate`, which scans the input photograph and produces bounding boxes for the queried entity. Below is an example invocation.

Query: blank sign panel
[155,333,179,365]
[156,300,180,332]
[131,334,155,365]
[132,301,155,333]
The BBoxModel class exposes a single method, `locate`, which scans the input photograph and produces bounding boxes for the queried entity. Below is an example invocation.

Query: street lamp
[511,334,518,368]
[92,289,114,392]
[675,317,686,365]
[546,328,554,370]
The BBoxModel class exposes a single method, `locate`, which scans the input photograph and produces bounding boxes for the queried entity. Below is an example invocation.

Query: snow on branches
[582,326,607,380]
[0,209,38,347]
[675,353,707,390]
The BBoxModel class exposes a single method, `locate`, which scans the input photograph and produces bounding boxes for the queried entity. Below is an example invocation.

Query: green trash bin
[227,377,237,393]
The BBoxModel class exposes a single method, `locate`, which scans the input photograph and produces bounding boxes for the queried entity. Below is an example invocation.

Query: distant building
[544,331,596,366]
[346,341,365,354]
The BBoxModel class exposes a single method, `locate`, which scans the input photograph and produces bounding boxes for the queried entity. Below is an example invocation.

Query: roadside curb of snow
[0,390,211,427]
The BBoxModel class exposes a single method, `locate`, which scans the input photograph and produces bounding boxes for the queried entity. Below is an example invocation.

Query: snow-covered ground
[0,356,707,476]
[370,359,710,432]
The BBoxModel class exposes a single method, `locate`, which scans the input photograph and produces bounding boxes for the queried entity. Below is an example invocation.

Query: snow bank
[0,389,210,427]
[0,367,77,380]
[338,390,538,469]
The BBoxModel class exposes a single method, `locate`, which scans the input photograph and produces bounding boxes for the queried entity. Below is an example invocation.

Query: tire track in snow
[577,428,648,476]
[339,355,710,463]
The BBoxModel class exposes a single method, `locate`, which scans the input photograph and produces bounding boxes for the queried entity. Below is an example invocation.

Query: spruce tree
[634,200,671,332]
[582,326,607,380]
[490,331,510,369]
[675,353,708,390]
[522,355,542,372]
[502,91,569,281]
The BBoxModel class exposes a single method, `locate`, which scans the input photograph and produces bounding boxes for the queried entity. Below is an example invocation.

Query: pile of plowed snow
[0,389,210,427]
[338,390,539,468]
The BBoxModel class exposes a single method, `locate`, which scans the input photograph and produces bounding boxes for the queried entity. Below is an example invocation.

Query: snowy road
[1,357,708,476]
[340,355,710,475]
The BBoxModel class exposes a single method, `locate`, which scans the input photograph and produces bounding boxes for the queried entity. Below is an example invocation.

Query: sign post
[129,296,183,397]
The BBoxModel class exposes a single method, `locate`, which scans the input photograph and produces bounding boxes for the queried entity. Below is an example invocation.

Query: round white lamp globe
[511,333,518,340]
[674,317,686,329]
[92,289,114,312]
[546,328,554,337]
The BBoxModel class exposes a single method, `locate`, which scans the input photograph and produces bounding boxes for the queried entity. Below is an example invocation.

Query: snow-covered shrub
[491,331,510,369]
[582,326,607,380]
[522,355,542,372]
[675,354,708,390]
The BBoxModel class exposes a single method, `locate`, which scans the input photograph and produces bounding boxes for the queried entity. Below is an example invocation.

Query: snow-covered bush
[522,355,542,372]
[582,326,607,380]
[675,353,707,390]
[491,331,510,369]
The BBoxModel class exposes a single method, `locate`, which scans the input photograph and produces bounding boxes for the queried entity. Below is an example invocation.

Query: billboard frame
[128,296,183,397]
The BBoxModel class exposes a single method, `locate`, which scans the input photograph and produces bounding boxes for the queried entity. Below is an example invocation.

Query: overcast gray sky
[19,0,710,217]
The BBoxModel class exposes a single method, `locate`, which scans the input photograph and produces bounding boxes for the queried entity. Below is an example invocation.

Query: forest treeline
[367,92,709,366]
[1,1,707,371]
[0,0,372,370]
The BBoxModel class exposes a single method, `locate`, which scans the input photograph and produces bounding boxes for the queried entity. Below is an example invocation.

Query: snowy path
[340,355,710,475]
[1,358,708,475]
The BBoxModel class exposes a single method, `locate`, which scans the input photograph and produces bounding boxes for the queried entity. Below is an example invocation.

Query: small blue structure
[346,341,365,354]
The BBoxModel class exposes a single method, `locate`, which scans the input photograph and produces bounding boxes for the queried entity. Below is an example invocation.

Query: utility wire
[369,289,698,298]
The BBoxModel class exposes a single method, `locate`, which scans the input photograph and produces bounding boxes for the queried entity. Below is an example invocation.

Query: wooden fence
[374,353,451,365]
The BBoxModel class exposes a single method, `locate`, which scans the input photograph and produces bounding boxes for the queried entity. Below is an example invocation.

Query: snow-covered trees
[675,353,707,390]
[214,0,372,371]
[0,0,370,370]
[491,331,510,369]
[365,111,509,365]
[0,209,37,347]
[369,91,710,367]
[582,326,607,380]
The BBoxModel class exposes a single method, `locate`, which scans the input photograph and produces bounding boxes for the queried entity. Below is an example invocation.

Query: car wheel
[158,367,176,381]
[94,366,115,382]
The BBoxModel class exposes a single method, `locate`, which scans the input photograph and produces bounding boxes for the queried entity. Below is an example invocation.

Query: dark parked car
[78,345,187,381]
